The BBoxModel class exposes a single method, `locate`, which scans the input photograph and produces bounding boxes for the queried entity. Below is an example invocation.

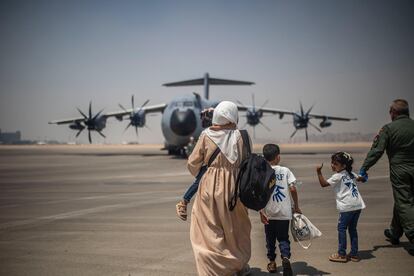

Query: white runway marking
[0,196,178,232]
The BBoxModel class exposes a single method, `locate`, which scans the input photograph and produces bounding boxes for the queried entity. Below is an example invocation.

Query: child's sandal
[347,254,361,262]
[267,261,277,273]
[329,253,348,263]
[176,201,187,221]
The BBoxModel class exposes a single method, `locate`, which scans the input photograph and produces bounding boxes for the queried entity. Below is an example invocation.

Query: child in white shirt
[316,151,366,263]
[260,144,301,275]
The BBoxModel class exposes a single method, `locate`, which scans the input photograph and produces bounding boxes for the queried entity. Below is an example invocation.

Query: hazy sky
[0,0,413,144]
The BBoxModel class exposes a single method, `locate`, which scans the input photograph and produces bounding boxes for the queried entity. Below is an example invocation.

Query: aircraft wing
[236,104,356,121]
[236,105,295,116]
[48,117,85,125]
[307,113,357,121]
[49,103,167,124]
[104,103,167,118]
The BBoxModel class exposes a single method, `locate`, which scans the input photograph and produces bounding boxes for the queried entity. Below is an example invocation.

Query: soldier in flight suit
[359,99,414,252]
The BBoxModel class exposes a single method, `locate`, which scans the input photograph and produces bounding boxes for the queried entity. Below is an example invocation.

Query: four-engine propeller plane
[49,73,356,154]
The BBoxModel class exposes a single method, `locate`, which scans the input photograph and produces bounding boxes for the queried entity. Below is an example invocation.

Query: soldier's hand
[358,169,369,183]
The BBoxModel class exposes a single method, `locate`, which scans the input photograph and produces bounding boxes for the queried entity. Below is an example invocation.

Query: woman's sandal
[329,253,348,263]
[176,201,187,221]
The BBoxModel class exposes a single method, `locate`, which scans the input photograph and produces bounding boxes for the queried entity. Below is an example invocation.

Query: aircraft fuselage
[161,94,219,152]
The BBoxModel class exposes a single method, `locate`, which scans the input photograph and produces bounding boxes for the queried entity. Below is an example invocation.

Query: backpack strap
[229,160,247,211]
[207,147,220,167]
[229,129,251,211]
[239,129,251,156]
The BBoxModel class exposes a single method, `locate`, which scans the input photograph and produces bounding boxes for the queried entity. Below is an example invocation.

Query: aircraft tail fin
[163,78,254,87]
[162,73,254,100]
[163,78,204,87]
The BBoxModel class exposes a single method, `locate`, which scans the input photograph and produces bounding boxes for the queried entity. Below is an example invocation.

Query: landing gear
[167,147,187,157]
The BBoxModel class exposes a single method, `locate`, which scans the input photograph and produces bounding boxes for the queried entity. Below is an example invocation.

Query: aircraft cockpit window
[183,101,194,107]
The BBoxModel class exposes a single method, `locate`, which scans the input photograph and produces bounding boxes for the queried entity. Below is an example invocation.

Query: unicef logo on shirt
[344,181,359,198]
[272,185,286,202]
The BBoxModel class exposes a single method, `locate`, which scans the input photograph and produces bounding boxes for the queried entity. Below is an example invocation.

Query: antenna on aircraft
[162,73,254,100]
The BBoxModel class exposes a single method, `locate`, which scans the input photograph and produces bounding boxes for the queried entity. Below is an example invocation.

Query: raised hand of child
[316,163,324,172]
[259,211,269,225]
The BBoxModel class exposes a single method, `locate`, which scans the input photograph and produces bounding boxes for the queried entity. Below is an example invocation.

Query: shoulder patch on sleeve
[373,127,383,143]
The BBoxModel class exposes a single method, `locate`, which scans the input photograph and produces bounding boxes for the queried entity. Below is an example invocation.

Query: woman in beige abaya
[187,101,251,276]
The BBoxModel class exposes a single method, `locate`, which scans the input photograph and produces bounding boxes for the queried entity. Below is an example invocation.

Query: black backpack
[229,130,276,211]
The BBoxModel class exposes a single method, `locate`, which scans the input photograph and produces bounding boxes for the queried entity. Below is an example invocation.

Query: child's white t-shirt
[327,170,366,213]
[263,165,296,220]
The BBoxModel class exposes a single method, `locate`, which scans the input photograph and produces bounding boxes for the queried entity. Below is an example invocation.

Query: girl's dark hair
[331,151,354,179]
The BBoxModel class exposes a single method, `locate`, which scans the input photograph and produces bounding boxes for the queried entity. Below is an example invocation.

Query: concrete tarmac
[0,144,413,276]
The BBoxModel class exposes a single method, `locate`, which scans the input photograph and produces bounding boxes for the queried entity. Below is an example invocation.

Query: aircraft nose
[170,109,197,136]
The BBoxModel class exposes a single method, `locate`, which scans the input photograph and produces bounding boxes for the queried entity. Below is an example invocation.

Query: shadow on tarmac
[356,241,414,261]
[249,267,268,275]
[291,261,331,275]
[372,241,414,256]
[250,262,331,275]
[62,152,168,157]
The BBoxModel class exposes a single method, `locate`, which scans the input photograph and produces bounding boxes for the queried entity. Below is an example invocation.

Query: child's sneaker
[329,253,348,263]
[176,201,187,221]
[266,260,277,273]
[282,257,292,276]
[347,254,361,262]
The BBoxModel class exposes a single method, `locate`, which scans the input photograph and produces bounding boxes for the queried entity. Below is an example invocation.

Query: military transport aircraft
[49,73,356,155]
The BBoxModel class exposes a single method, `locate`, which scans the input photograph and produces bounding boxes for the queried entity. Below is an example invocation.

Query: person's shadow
[291,262,331,275]
[249,267,269,275]
[344,241,414,261]
[250,262,330,275]
[372,241,413,256]
[248,242,413,275]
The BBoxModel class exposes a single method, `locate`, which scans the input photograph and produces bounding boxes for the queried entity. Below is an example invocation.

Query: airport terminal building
[0,129,21,144]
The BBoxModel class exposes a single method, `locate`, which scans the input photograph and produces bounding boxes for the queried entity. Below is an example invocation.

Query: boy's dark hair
[263,144,280,162]
[331,151,354,179]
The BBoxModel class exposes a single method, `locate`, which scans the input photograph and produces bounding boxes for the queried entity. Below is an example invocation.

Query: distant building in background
[0,129,21,144]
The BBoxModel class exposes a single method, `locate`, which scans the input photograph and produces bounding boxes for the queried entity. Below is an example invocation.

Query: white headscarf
[204,101,241,164]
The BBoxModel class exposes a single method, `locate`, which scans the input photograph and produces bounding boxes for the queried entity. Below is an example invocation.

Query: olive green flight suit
[361,115,414,241]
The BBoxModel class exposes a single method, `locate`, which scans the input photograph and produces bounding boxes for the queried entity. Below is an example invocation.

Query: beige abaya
[188,131,251,276]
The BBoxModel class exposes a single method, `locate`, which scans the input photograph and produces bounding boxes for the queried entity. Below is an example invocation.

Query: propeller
[238,93,270,138]
[290,102,321,142]
[75,101,105,143]
[120,95,150,140]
